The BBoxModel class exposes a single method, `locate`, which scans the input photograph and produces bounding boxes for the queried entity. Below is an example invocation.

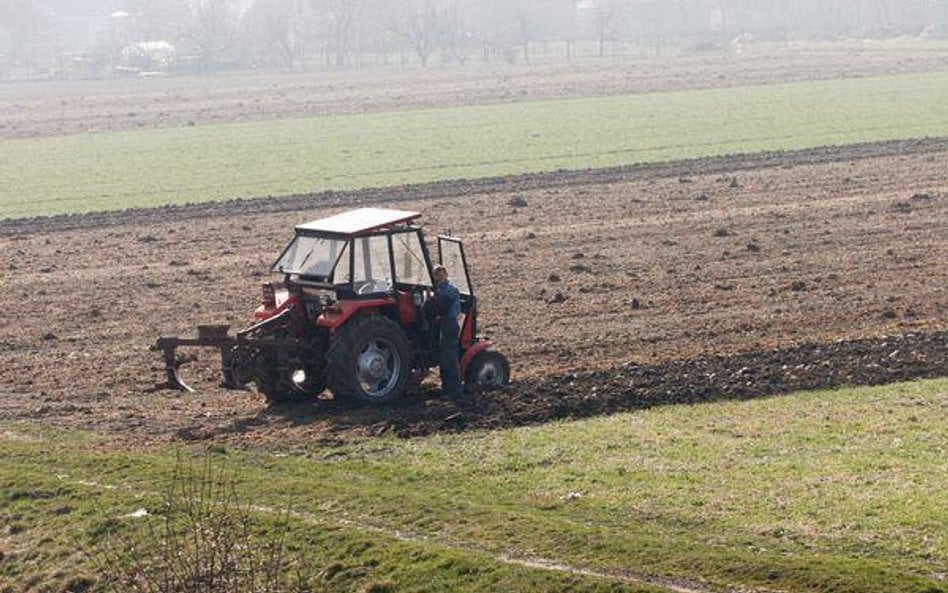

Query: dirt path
[1,142,945,447]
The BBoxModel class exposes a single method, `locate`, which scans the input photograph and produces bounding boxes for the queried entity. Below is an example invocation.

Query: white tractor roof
[296,208,421,235]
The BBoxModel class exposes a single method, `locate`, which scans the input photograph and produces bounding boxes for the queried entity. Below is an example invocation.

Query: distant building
[120,40,177,71]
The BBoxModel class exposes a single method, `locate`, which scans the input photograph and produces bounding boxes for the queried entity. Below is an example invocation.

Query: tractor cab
[266,208,475,319]
[271,208,434,299]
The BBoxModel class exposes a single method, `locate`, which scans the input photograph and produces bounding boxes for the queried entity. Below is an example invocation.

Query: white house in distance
[119,40,177,72]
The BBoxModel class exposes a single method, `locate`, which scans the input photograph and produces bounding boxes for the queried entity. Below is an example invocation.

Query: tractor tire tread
[326,314,412,405]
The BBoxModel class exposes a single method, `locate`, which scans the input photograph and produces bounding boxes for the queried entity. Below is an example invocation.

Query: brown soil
[1,142,945,448]
[3,43,948,140]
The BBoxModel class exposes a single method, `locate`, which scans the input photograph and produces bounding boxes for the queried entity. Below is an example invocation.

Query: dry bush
[89,452,320,593]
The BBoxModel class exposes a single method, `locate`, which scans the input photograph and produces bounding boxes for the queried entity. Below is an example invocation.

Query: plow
[153,318,303,394]
[153,207,510,405]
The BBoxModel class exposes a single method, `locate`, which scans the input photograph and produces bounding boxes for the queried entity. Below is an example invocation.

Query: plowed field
[2,142,945,447]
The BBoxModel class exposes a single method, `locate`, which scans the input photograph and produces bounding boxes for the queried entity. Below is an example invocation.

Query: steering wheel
[356,280,389,295]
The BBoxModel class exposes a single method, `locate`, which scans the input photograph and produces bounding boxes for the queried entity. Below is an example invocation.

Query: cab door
[438,236,477,347]
[437,237,472,296]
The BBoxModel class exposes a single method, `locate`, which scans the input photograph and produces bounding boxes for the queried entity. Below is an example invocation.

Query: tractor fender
[461,339,493,375]
[316,298,394,332]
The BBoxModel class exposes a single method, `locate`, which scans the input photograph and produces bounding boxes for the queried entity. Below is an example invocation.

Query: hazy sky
[41,0,121,19]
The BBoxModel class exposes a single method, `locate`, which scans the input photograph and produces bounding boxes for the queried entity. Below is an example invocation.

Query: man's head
[433,265,448,286]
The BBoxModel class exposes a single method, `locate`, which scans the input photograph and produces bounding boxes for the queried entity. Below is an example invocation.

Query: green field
[2,71,948,219]
[4,378,947,592]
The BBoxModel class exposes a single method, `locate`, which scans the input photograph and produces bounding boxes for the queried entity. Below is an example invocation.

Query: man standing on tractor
[432,265,463,398]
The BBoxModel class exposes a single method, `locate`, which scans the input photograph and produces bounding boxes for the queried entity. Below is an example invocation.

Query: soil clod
[891,201,913,214]
[548,291,568,304]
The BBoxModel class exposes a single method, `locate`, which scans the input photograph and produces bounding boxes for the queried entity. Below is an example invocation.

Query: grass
[2,71,948,219]
[3,378,947,592]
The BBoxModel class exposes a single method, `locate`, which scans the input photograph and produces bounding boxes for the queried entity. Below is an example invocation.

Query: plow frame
[152,314,304,392]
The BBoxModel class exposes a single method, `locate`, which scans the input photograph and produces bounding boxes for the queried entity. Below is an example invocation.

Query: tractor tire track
[266,330,948,440]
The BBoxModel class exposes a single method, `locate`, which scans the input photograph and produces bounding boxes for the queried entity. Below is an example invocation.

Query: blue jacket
[436,281,461,320]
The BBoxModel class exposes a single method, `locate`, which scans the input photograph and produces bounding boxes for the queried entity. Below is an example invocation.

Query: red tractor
[154,208,510,404]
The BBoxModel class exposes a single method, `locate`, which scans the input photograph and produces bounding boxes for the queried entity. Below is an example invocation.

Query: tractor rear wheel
[326,315,411,405]
[465,350,510,391]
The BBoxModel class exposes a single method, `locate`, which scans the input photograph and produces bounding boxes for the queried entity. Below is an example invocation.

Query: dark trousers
[439,318,462,397]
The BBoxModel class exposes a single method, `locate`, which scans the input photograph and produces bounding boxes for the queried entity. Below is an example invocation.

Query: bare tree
[437,0,476,65]
[548,0,579,61]
[487,0,548,65]
[172,0,242,71]
[244,0,310,70]
[511,0,535,64]
[328,0,361,67]
[587,0,627,57]
[466,0,525,64]
[0,0,48,60]
[305,0,363,68]
[390,0,443,67]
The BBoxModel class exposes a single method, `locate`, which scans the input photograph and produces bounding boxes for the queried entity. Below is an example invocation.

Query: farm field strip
[3,378,947,593]
[3,72,948,219]
[5,42,948,142]
[3,137,944,237]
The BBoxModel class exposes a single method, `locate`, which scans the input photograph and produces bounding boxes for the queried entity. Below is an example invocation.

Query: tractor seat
[459,294,475,314]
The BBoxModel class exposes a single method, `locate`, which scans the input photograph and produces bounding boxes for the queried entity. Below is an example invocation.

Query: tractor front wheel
[465,350,510,391]
[326,315,411,405]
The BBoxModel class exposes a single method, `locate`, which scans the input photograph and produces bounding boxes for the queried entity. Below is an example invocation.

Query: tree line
[2,0,947,77]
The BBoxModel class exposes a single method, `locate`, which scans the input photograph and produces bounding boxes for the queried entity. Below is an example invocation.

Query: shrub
[88,452,320,593]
